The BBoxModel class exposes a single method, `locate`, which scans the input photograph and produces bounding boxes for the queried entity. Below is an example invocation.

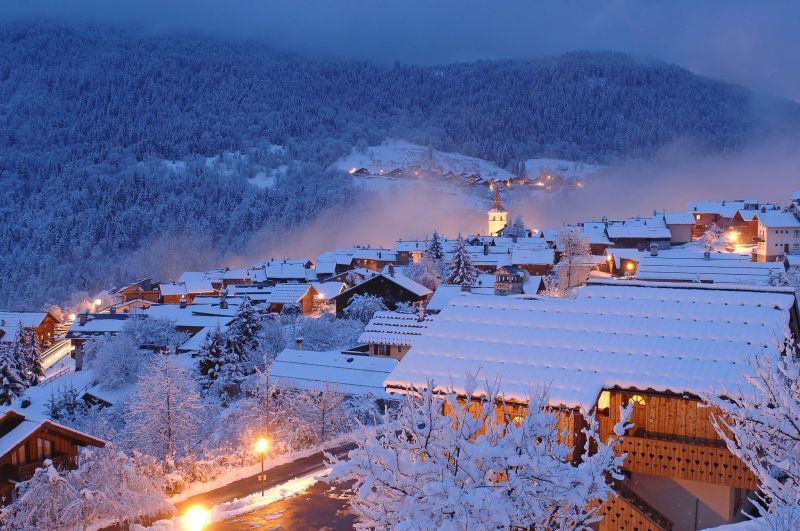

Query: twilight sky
[3,0,798,100]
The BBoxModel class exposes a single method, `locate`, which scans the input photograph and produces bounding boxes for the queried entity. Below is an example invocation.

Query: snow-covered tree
[16,327,43,384]
[226,298,263,360]
[46,384,89,424]
[769,265,800,298]
[0,445,173,530]
[405,254,440,291]
[541,271,571,298]
[0,341,30,406]
[305,383,349,444]
[326,376,632,530]
[293,315,365,352]
[701,223,723,252]
[427,231,445,261]
[125,353,203,467]
[196,325,229,392]
[504,214,528,239]
[556,229,591,289]
[443,234,478,286]
[704,337,800,527]
[344,294,387,324]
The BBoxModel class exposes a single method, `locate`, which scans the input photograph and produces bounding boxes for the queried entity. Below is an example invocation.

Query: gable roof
[755,211,800,228]
[0,410,105,458]
[385,281,797,410]
[358,311,433,346]
[636,251,784,285]
[663,212,696,225]
[333,272,432,301]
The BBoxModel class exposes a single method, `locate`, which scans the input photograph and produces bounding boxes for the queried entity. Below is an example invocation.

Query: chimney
[512,235,518,243]
[761,206,766,213]
[704,251,711,260]
[483,243,489,255]
[109,306,117,315]
[461,284,472,293]
[388,264,395,277]
[179,296,187,309]
[219,290,228,309]
[378,251,382,259]
[296,337,304,350]
[649,243,659,256]
[79,310,88,326]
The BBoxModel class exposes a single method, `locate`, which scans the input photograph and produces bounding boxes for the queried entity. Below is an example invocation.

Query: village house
[0,311,60,347]
[384,280,799,530]
[688,200,778,240]
[115,278,160,304]
[754,209,800,262]
[493,265,528,295]
[574,222,612,254]
[158,280,216,304]
[351,248,398,271]
[221,268,253,287]
[330,269,432,315]
[270,348,396,398]
[659,212,696,245]
[315,249,358,279]
[0,410,105,503]
[357,310,433,360]
[635,248,785,285]
[254,259,315,284]
[606,216,672,250]
[392,240,427,265]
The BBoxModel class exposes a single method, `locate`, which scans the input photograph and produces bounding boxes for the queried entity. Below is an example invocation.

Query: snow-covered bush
[0,445,173,530]
[503,214,528,238]
[704,337,800,528]
[293,315,365,351]
[344,294,387,324]
[326,376,632,530]
[701,223,723,252]
[405,254,440,291]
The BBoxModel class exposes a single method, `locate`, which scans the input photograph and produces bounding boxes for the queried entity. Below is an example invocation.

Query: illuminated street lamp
[182,505,210,531]
[256,437,270,496]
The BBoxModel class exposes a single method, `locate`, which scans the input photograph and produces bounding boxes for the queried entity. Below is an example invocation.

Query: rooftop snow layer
[385,281,796,409]
[358,311,433,346]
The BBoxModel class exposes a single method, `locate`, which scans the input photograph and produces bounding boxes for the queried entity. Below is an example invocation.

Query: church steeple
[487,183,508,236]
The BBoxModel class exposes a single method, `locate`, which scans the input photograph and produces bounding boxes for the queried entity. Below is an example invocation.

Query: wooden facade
[332,275,428,315]
[0,412,104,502]
[117,278,160,303]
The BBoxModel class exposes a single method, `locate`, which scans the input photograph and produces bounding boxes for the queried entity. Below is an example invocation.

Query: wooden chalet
[0,410,105,503]
[331,270,432,315]
[116,278,160,304]
[385,280,800,530]
[0,311,60,347]
[493,265,527,295]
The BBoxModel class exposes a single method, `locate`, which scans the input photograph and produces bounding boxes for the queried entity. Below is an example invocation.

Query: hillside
[1,23,799,309]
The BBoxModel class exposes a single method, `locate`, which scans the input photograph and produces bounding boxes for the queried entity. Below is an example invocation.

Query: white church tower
[487,185,508,236]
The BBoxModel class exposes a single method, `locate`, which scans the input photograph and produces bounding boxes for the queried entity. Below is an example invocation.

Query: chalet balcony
[2,453,77,483]
[616,433,756,490]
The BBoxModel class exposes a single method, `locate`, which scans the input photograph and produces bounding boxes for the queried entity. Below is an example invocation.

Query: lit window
[597,390,611,410]
[629,394,646,406]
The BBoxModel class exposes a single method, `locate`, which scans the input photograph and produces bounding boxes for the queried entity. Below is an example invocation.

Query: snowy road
[174,442,356,519]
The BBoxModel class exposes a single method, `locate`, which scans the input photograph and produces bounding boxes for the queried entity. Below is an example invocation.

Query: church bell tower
[487,185,508,236]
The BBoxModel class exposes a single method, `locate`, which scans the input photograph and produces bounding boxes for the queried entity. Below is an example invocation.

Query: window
[629,394,647,406]
[375,344,390,357]
[794,244,799,252]
[37,438,53,460]
[10,445,25,465]
[795,230,800,237]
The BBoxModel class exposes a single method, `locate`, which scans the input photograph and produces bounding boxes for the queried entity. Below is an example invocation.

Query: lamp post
[256,437,270,496]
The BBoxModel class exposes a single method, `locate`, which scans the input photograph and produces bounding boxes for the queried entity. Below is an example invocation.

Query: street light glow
[93,298,102,306]
[256,437,270,454]
[182,505,211,531]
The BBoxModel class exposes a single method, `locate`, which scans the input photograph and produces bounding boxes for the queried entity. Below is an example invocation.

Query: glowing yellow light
[605,254,613,262]
[93,298,102,307]
[629,394,646,406]
[67,313,77,321]
[625,262,635,271]
[182,505,211,531]
[315,293,325,300]
[255,437,270,454]
[726,230,740,243]
[348,167,356,174]
[695,214,701,220]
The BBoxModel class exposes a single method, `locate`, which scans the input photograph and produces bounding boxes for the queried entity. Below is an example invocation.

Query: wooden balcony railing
[3,454,77,483]
[599,480,673,531]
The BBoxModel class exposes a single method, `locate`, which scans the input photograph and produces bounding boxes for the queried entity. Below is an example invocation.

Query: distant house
[393,240,428,265]
[493,266,528,295]
[116,278,160,304]
[221,268,252,287]
[358,310,432,360]
[660,212,695,245]
[270,349,396,397]
[606,217,672,251]
[0,311,59,347]
[635,249,785,285]
[576,222,612,254]
[311,282,346,312]
[315,250,357,279]
[754,210,800,262]
[159,280,216,305]
[257,259,314,283]
[0,410,105,503]
[352,248,398,271]
[331,271,432,315]
[688,199,776,240]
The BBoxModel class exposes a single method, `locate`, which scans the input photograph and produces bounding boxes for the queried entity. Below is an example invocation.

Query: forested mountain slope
[1,23,798,309]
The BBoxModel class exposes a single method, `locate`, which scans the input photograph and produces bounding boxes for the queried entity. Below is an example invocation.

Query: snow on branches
[443,234,478,286]
[344,294,387,324]
[556,228,590,290]
[326,376,632,530]
[704,336,800,527]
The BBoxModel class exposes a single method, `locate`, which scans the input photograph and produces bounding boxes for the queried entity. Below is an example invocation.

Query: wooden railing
[618,434,757,489]
[4,454,77,483]
[599,480,673,531]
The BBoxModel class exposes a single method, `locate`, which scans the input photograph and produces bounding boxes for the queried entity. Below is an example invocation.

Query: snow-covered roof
[393,240,427,252]
[336,272,432,301]
[222,268,251,280]
[636,252,784,285]
[755,211,800,228]
[574,222,611,245]
[67,315,129,337]
[522,276,544,294]
[426,285,466,312]
[385,281,797,409]
[787,255,800,267]
[139,305,233,329]
[358,311,433,346]
[353,248,397,261]
[606,218,671,240]
[311,282,346,301]
[792,190,800,201]
[263,259,309,280]
[0,410,105,457]
[263,283,314,304]
[604,248,642,268]
[271,349,397,396]
[662,212,696,225]
[159,283,187,297]
[688,200,760,219]
[510,249,555,266]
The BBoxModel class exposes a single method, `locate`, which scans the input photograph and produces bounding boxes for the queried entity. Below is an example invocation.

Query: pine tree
[197,325,227,392]
[443,234,478,286]
[226,297,262,362]
[427,231,445,261]
[0,340,30,405]
[17,327,44,385]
